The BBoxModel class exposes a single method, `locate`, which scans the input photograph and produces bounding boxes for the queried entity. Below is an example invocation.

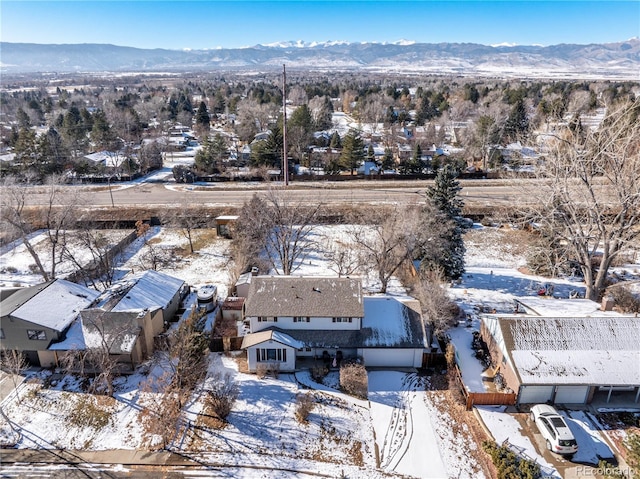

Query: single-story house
[481,315,640,405]
[241,276,428,372]
[96,269,188,328]
[0,279,100,366]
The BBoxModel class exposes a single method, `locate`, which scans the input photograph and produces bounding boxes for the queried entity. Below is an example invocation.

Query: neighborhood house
[241,276,429,372]
[481,313,640,405]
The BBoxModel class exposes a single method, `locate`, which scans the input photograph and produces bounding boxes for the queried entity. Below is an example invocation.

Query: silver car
[530,404,578,456]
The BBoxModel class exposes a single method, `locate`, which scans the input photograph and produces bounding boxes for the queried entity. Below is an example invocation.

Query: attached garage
[518,385,554,404]
[554,385,589,404]
[360,348,423,368]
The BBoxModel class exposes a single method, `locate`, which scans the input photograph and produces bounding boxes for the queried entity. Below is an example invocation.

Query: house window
[332,317,352,323]
[27,330,46,340]
[293,316,310,323]
[258,317,278,322]
[257,348,287,362]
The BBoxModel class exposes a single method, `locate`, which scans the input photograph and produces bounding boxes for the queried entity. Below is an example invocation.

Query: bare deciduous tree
[524,98,640,300]
[1,175,51,281]
[1,174,82,281]
[349,204,448,293]
[409,269,459,339]
[0,348,28,404]
[233,189,322,275]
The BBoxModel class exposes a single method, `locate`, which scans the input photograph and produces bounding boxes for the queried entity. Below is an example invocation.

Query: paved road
[19,179,527,210]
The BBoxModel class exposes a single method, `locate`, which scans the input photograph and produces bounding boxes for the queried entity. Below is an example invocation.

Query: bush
[311,365,329,383]
[295,393,315,423]
[482,441,541,479]
[68,395,113,430]
[625,433,640,477]
[608,286,640,314]
[255,362,280,379]
[340,362,368,399]
[205,373,239,421]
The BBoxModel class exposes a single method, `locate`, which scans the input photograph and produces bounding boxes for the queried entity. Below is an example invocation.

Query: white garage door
[518,385,554,404]
[362,349,416,367]
[554,386,589,404]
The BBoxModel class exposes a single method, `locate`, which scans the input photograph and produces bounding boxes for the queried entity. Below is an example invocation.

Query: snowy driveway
[368,371,447,479]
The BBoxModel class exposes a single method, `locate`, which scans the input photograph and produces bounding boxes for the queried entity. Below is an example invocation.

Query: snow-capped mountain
[1,39,638,78]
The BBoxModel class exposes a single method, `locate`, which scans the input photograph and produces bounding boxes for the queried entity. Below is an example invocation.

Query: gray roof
[494,316,640,386]
[244,297,426,350]
[96,270,186,312]
[80,309,142,355]
[244,276,364,318]
[241,330,304,349]
[1,279,99,332]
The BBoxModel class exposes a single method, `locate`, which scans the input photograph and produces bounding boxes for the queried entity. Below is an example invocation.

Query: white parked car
[530,404,578,456]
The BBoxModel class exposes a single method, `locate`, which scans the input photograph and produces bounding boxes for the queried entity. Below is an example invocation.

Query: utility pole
[282,64,289,186]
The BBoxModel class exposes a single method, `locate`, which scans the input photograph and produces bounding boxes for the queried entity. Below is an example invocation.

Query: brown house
[481,315,640,405]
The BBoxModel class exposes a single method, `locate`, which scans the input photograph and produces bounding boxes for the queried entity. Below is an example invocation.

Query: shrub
[205,373,239,421]
[482,441,541,479]
[625,433,640,476]
[311,365,329,383]
[295,393,315,423]
[68,395,113,430]
[256,362,279,379]
[608,286,640,314]
[340,362,368,399]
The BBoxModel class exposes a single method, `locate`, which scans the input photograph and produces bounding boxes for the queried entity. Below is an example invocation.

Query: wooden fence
[466,392,517,410]
[210,336,244,352]
[452,364,517,410]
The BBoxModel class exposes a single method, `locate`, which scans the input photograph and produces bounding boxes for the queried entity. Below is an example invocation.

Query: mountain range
[1,39,639,79]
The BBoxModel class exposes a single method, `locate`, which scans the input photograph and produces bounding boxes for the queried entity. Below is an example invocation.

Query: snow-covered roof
[84,150,126,168]
[515,297,623,317]
[99,270,186,312]
[496,316,640,386]
[80,309,142,354]
[241,329,304,350]
[4,279,99,332]
[245,296,426,350]
[361,296,428,348]
[244,276,364,319]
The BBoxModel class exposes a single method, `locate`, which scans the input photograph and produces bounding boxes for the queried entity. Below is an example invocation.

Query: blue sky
[2,1,638,49]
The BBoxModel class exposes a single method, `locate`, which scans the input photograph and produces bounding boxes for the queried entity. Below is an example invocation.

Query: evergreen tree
[195,101,211,136]
[381,147,395,171]
[504,99,529,142]
[423,164,468,279]
[339,129,365,175]
[90,109,120,151]
[329,131,342,149]
[195,133,228,173]
[367,144,375,163]
[250,124,283,168]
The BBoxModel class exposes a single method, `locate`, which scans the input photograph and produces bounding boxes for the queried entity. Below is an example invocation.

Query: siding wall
[249,316,361,333]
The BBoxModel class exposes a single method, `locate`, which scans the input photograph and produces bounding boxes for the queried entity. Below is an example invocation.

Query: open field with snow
[1,222,639,478]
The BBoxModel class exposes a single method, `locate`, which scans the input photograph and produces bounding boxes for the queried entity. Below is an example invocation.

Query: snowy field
[1,222,638,477]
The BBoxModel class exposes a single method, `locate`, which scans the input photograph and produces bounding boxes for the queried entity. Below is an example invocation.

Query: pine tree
[424,164,468,280]
[339,129,365,175]
[195,101,211,137]
[329,131,342,149]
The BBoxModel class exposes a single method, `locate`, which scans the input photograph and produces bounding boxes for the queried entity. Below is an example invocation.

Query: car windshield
[559,439,577,447]
[550,417,567,428]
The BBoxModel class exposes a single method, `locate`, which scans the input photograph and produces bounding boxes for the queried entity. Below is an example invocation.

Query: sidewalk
[0,448,198,467]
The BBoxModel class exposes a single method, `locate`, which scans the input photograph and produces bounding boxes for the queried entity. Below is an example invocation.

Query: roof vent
[312,287,321,293]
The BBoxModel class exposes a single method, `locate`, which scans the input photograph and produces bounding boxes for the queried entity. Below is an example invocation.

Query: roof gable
[244,276,364,318]
[241,329,304,349]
